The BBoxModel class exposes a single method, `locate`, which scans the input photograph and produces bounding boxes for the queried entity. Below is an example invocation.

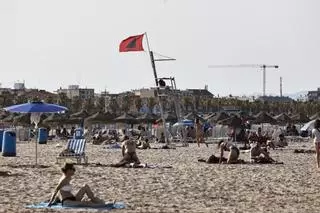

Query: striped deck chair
[56,139,88,164]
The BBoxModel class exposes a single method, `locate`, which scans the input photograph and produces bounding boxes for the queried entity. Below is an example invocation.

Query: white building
[14,82,25,90]
[57,85,95,99]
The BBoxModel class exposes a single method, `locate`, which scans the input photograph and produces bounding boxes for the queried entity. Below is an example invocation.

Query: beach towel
[105,143,121,149]
[293,149,316,154]
[26,201,125,210]
[108,163,172,168]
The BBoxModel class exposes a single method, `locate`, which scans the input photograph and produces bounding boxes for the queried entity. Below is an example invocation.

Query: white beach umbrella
[301,119,316,131]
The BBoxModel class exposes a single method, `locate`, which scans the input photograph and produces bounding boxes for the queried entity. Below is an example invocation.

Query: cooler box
[0,130,4,152]
[74,128,84,139]
[37,128,47,144]
[2,131,16,157]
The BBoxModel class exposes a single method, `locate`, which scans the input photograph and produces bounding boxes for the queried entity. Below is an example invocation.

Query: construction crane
[208,64,279,96]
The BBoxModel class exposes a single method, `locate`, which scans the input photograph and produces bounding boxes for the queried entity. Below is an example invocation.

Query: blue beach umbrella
[4,101,68,113]
[4,101,68,165]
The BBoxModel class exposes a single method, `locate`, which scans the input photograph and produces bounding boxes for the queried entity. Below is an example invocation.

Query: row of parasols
[207,111,314,125]
[0,109,317,127]
[0,110,179,126]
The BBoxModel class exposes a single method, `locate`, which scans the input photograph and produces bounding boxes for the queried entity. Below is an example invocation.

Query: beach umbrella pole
[31,113,41,165]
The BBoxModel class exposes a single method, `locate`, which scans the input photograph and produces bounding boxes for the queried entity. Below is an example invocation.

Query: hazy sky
[0,0,319,96]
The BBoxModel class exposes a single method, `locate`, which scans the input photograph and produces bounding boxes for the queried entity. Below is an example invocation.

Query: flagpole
[144,32,168,144]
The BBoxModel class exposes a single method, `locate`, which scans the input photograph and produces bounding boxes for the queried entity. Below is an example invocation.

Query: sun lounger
[56,139,88,164]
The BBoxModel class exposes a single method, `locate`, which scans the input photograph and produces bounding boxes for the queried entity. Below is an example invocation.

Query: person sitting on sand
[256,127,268,145]
[250,142,276,163]
[112,136,140,167]
[48,163,105,207]
[137,138,151,149]
[218,140,240,164]
[270,133,288,148]
[195,118,208,147]
[159,132,165,143]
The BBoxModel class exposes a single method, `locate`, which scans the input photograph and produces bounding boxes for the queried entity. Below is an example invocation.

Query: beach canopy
[310,113,320,120]
[218,115,243,127]
[85,111,115,124]
[43,113,69,125]
[3,101,68,165]
[2,113,19,123]
[212,112,229,122]
[301,119,316,131]
[203,113,216,121]
[253,112,277,124]
[291,113,310,123]
[114,113,137,124]
[70,110,89,118]
[173,119,194,126]
[4,101,68,113]
[136,113,158,123]
[183,112,205,122]
[236,111,255,121]
[156,112,178,123]
[273,113,292,125]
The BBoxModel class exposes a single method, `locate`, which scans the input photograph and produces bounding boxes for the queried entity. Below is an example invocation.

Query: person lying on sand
[198,154,228,164]
[137,138,151,149]
[250,142,276,164]
[218,140,240,164]
[48,163,105,208]
[111,136,141,167]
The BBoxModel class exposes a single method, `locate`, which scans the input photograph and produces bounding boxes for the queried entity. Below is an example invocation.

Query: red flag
[119,34,144,52]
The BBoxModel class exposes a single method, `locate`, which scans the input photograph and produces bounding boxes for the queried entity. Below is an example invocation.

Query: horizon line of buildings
[0,82,311,103]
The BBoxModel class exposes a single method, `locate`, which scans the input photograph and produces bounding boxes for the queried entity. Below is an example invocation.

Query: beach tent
[253,112,277,124]
[210,112,229,123]
[301,119,316,131]
[70,109,89,118]
[218,116,243,128]
[273,113,292,125]
[114,113,137,124]
[84,111,115,124]
[291,113,310,124]
[310,113,320,120]
[172,119,194,127]
[136,113,158,123]
[183,112,205,122]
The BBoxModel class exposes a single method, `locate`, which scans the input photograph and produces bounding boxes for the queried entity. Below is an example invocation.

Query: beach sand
[1,140,320,213]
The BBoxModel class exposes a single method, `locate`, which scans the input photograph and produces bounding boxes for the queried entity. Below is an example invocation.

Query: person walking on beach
[195,118,208,147]
[312,119,320,168]
[48,163,105,207]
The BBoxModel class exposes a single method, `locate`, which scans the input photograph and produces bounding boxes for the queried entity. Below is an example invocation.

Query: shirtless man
[218,140,240,164]
[113,136,140,167]
[250,142,275,163]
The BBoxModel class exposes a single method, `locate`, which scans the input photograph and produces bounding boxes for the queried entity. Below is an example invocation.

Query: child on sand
[48,163,105,207]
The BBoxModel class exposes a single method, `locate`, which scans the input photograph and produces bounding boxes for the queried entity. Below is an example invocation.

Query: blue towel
[26,202,125,210]
[105,143,121,149]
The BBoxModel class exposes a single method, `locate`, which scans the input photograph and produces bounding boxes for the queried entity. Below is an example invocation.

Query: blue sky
[0,0,319,96]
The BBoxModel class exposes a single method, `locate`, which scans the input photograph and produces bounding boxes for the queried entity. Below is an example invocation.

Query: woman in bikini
[48,163,105,207]
[312,119,320,168]
[195,118,208,147]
